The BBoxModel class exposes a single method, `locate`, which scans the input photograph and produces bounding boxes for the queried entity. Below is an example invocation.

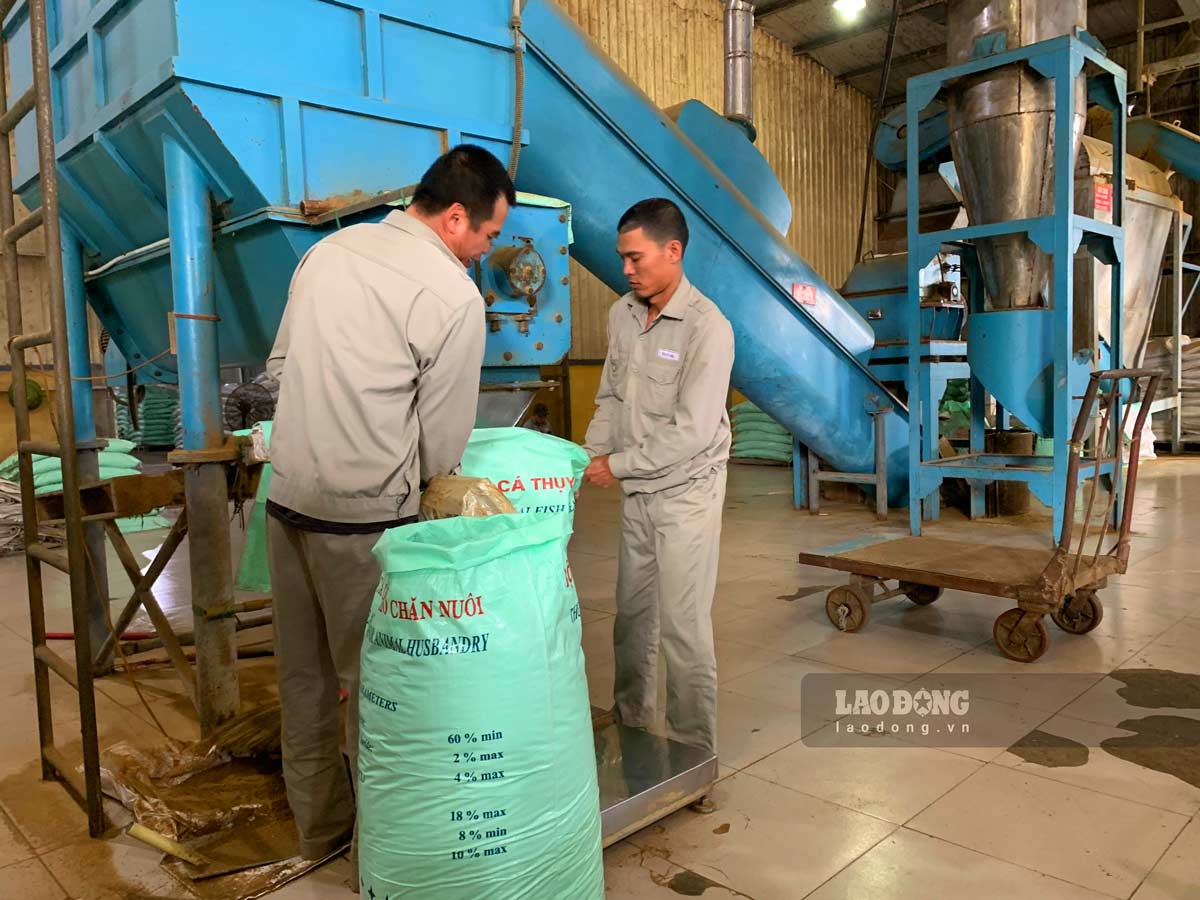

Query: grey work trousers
[613,467,726,756]
[267,516,383,860]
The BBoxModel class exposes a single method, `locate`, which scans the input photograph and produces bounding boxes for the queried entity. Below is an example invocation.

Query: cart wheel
[900,582,943,606]
[826,586,870,633]
[1051,590,1104,635]
[992,608,1049,663]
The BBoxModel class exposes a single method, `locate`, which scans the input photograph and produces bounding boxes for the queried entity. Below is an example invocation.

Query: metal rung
[0,84,35,135]
[42,746,88,807]
[34,645,78,689]
[20,440,61,457]
[5,207,43,244]
[26,541,70,573]
[10,329,52,350]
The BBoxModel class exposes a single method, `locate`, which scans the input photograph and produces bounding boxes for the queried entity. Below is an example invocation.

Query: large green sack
[459,428,588,517]
[360,513,603,899]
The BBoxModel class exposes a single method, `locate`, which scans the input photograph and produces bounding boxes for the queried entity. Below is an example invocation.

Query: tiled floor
[0,458,1196,898]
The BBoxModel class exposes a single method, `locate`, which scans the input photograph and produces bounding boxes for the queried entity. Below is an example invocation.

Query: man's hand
[584,455,618,488]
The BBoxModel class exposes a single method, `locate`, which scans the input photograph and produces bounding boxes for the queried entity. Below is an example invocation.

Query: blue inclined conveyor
[515,1,908,499]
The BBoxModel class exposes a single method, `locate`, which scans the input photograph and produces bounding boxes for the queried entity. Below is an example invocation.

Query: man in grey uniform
[584,198,735,757]
[266,145,514,860]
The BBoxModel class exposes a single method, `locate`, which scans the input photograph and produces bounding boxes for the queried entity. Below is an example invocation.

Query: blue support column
[164,137,239,733]
[905,96,924,537]
[921,365,940,521]
[61,221,112,669]
[165,138,222,451]
[969,375,987,519]
[792,436,806,510]
[1110,74,1127,528]
[61,223,95,442]
[1049,47,1082,543]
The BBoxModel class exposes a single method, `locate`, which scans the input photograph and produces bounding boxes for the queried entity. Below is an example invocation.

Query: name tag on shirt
[657,348,680,362]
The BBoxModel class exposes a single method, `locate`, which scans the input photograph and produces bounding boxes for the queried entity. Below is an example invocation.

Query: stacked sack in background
[1145,336,1200,438]
[0,438,142,495]
[730,401,792,463]
[115,385,178,448]
[358,427,603,900]
[139,385,178,447]
[0,438,158,543]
[114,391,143,446]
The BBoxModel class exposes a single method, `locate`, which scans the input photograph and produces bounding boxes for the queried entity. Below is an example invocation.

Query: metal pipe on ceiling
[724,0,756,139]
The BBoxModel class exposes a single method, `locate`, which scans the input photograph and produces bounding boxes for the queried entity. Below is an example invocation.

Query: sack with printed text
[458,428,588,520]
[358,513,603,899]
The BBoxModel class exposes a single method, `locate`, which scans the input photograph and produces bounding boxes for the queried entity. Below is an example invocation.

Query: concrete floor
[0,459,1196,898]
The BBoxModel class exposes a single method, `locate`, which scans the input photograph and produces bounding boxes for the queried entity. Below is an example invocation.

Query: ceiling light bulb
[833,0,867,21]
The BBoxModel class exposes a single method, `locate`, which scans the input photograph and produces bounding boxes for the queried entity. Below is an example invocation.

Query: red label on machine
[792,283,818,306]
[1094,183,1113,213]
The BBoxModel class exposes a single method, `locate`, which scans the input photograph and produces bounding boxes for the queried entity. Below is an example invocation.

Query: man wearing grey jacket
[584,198,734,759]
[266,145,514,860]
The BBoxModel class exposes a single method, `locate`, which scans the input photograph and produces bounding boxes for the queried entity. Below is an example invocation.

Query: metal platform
[595,723,717,848]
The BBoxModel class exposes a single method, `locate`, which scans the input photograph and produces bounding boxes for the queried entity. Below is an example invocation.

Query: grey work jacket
[267,211,485,524]
[585,276,735,494]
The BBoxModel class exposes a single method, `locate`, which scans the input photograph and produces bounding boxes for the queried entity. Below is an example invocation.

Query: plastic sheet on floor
[99,705,338,900]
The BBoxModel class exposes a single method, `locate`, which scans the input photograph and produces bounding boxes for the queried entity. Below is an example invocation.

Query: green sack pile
[730,401,792,463]
[459,428,589,515]
[139,386,179,447]
[359,449,602,897]
[0,438,141,496]
[939,379,971,440]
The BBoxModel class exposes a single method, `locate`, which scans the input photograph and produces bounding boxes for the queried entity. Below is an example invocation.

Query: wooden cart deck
[797,534,1122,601]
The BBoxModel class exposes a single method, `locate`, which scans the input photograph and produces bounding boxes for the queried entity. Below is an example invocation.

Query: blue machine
[3,0,910,500]
[904,35,1127,540]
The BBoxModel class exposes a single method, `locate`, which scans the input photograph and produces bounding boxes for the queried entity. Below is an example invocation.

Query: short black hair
[618,198,689,252]
[411,145,516,228]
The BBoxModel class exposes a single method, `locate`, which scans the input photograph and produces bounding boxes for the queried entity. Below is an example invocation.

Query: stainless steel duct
[947,0,1087,310]
[724,0,755,139]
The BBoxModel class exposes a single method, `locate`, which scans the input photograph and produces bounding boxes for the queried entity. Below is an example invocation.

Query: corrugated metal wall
[551,0,875,359]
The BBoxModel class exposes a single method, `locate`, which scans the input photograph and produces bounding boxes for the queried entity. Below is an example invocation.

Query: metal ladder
[0,0,106,837]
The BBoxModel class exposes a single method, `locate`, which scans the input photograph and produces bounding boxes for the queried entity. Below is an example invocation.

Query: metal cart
[798,369,1162,662]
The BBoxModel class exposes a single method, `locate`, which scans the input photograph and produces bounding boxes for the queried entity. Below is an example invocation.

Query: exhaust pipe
[724,0,756,141]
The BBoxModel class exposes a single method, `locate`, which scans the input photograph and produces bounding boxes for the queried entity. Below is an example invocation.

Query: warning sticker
[1094,183,1113,214]
[792,283,818,306]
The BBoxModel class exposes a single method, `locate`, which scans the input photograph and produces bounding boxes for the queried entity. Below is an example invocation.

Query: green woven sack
[360,513,602,899]
[459,428,588,517]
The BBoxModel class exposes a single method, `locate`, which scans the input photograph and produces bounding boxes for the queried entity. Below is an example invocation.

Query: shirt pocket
[643,360,681,419]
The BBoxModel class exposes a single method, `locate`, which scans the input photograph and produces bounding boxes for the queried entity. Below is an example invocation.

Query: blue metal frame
[905,35,1127,541]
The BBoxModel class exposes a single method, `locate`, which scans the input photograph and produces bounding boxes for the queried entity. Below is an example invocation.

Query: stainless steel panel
[596,723,718,847]
[475,388,539,427]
